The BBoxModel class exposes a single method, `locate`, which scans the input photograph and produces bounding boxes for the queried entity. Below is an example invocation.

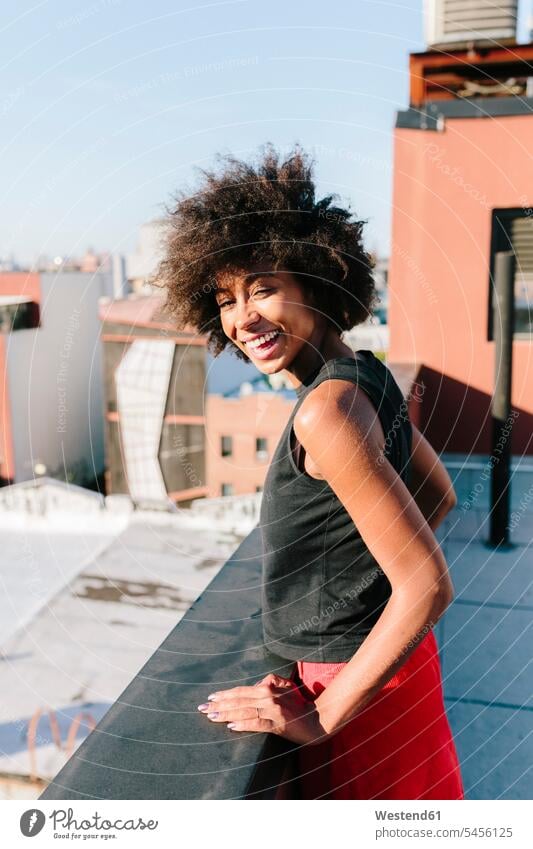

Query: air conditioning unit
[425,0,518,49]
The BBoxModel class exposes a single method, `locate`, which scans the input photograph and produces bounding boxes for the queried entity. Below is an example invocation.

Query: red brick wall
[206,393,295,497]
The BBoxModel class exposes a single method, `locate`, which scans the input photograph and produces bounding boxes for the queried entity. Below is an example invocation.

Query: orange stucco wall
[0,335,14,482]
[206,393,295,497]
[0,271,41,302]
[389,115,533,454]
[0,273,37,482]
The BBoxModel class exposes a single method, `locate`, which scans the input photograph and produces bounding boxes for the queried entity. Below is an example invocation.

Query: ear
[303,282,318,311]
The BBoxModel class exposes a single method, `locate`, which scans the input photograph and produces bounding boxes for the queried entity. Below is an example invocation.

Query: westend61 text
[375,809,441,820]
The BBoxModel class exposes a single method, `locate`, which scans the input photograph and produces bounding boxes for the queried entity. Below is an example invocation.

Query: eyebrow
[215,272,278,295]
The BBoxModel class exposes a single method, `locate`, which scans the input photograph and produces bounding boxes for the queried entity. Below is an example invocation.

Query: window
[221,483,234,496]
[160,424,205,493]
[0,301,39,333]
[221,435,233,457]
[256,437,268,461]
[489,209,533,339]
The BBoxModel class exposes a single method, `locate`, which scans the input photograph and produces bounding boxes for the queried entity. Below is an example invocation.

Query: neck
[284,328,355,391]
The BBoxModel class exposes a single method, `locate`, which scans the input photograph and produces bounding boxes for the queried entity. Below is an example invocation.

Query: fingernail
[197,704,209,711]
[207,712,219,719]
[227,723,236,730]
[207,694,217,701]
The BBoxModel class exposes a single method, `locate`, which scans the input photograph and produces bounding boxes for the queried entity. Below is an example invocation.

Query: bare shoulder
[294,377,386,454]
[291,375,452,599]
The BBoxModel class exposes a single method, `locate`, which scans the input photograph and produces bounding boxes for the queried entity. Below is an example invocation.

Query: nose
[234,297,260,330]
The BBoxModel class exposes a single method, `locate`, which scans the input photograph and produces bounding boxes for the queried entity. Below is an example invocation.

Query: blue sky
[2,0,532,265]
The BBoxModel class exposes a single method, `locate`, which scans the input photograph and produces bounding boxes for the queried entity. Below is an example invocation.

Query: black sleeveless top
[259,350,412,662]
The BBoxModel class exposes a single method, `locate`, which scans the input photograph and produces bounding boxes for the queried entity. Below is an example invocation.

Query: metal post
[489,250,515,547]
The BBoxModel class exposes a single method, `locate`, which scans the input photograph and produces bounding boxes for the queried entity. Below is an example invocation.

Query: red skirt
[293,630,464,799]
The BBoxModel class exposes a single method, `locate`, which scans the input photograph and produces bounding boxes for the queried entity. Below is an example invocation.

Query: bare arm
[408,423,457,531]
[293,381,454,736]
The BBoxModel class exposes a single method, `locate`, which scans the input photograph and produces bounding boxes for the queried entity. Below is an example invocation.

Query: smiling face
[214,268,333,382]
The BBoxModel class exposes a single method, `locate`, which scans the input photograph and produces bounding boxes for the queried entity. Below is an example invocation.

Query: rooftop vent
[425,0,518,49]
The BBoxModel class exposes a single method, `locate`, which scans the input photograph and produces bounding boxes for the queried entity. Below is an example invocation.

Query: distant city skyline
[3,1,531,268]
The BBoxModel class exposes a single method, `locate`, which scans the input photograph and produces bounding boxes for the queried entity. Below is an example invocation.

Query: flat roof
[0,295,33,306]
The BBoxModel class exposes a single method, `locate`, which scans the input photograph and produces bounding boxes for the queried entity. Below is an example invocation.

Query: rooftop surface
[0,483,249,797]
[434,460,533,800]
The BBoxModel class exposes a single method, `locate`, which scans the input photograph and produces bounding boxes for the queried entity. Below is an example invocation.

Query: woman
[158,144,464,800]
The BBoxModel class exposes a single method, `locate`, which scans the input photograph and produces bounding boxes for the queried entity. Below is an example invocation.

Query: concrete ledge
[40,527,298,800]
[396,96,533,130]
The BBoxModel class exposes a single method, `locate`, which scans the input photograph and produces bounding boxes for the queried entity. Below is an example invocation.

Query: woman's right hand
[254,672,294,689]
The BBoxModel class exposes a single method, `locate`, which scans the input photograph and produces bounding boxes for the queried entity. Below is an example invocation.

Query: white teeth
[246,330,279,349]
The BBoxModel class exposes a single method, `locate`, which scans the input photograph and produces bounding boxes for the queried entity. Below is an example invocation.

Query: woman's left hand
[197,673,330,745]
